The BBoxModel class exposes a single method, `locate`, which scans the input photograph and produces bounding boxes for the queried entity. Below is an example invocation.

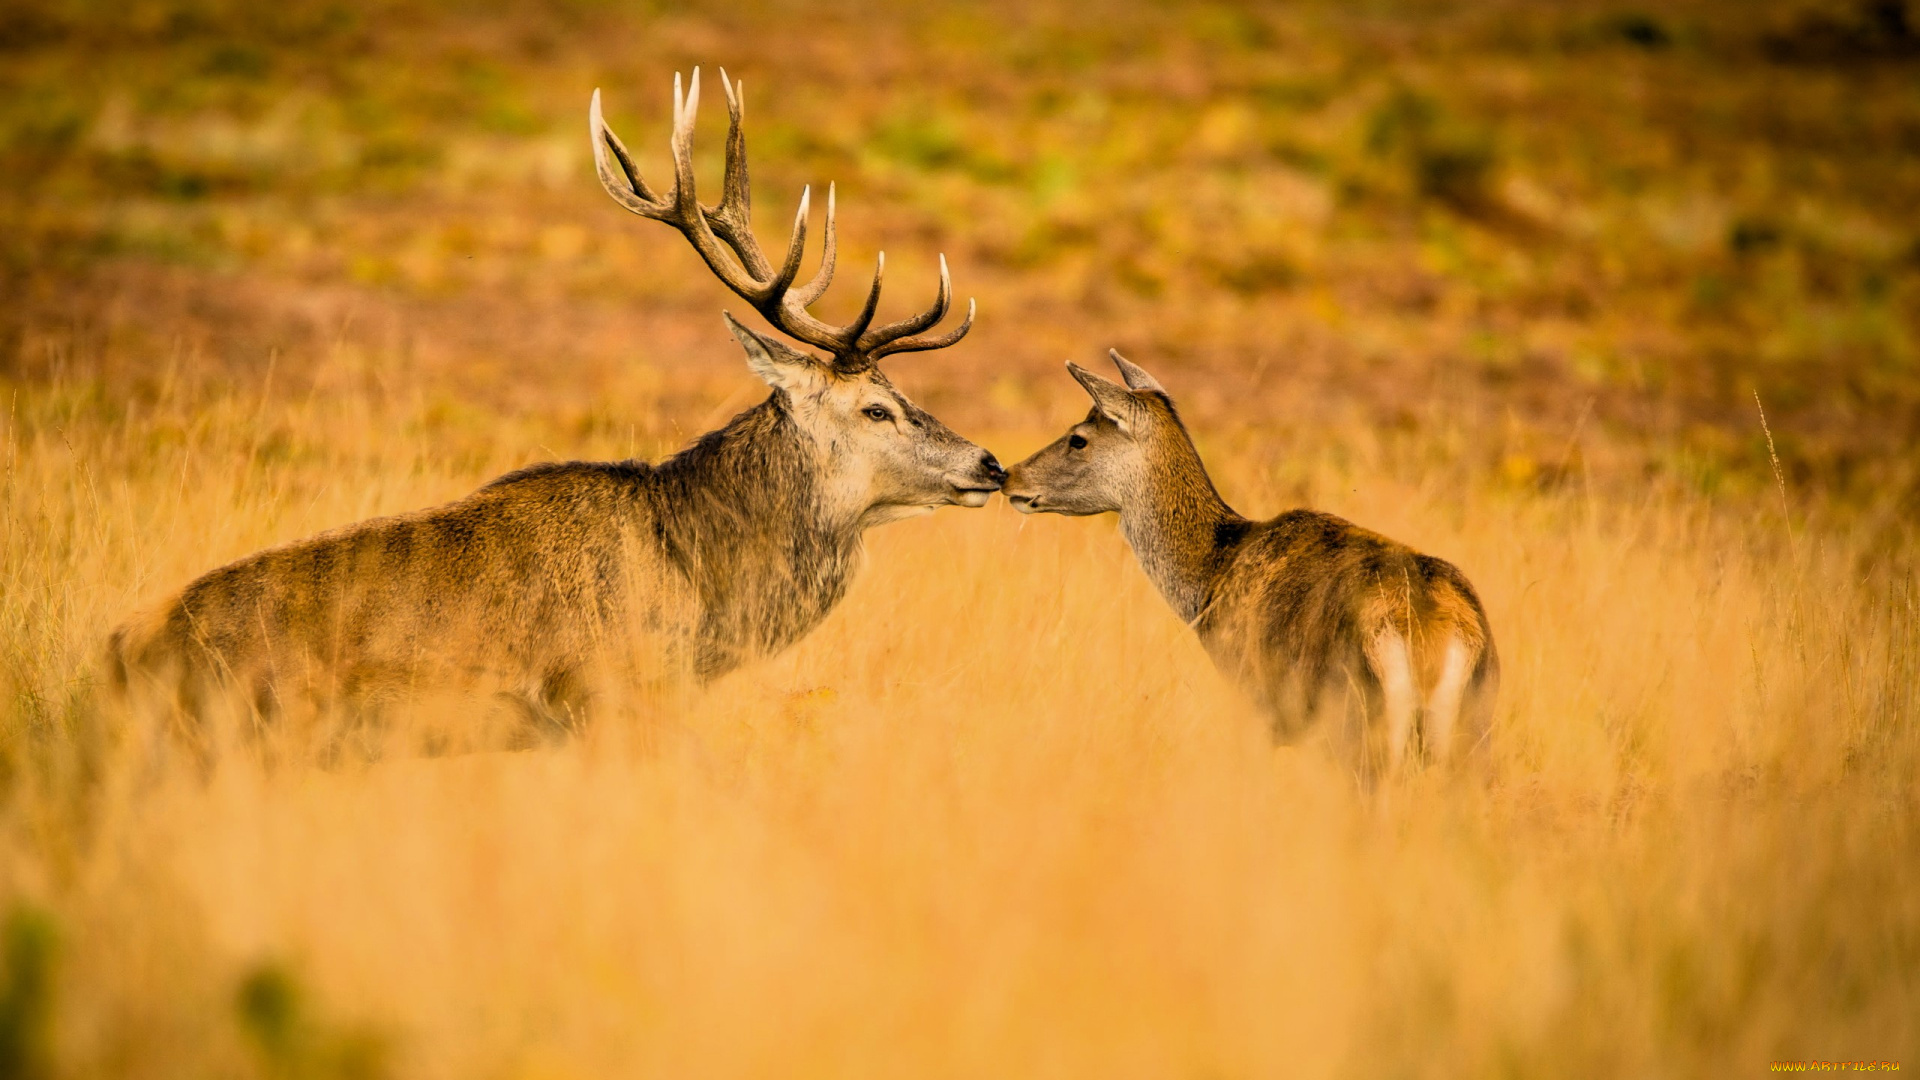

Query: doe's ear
[724,312,826,393]
[1108,349,1166,393]
[1067,361,1141,433]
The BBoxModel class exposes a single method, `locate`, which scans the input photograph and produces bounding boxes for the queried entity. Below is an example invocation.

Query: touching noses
[980,451,1008,487]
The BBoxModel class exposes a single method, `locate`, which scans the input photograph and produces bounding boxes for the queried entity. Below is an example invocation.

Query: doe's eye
[863,406,891,422]
[1068,433,1088,449]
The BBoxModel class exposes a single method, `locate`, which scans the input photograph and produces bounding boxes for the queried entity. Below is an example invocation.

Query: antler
[590,69,974,371]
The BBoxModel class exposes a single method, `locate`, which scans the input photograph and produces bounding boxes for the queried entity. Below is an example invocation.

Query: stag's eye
[863,406,892,422]
[1069,433,1088,449]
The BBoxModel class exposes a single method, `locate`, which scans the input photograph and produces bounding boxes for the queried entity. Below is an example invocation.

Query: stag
[1003,354,1496,777]
[110,69,1003,753]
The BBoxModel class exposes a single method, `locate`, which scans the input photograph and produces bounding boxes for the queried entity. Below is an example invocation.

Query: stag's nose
[980,452,1007,487]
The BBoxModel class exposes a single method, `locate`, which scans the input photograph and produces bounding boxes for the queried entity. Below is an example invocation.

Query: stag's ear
[1067,361,1141,433]
[724,313,827,393]
[1108,349,1166,393]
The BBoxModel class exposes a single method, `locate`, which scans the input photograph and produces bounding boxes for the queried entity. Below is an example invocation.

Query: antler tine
[859,253,952,351]
[716,69,751,224]
[840,251,884,345]
[770,185,810,296]
[790,182,838,307]
[870,297,975,359]
[669,68,699,212]
[590,89,668,219]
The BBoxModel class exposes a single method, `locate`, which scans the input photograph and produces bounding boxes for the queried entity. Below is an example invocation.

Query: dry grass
[3,369,1916,1077]
[4,0,1920,1076]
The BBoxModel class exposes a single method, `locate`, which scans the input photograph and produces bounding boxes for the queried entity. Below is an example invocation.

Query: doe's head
[1003,350,1183,517]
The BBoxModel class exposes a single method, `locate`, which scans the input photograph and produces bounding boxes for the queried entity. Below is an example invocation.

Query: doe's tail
[1359,568,1497,768]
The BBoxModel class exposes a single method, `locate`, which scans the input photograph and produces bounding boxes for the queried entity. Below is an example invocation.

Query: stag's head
[1002,351,1186,517]
[591,70,1004,524]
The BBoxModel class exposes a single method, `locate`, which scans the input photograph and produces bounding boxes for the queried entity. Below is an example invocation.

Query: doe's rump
[1201,511,1498,771]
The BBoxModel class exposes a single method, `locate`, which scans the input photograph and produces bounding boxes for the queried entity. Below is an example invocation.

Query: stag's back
[108,461,695,728]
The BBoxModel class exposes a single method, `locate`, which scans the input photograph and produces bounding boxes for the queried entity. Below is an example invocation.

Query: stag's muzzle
[947,451,1005,507]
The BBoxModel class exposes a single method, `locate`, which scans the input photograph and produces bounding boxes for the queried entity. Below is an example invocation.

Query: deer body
[1004,354,1496,772]
[110,69,1003,743]
[113,398,858,704]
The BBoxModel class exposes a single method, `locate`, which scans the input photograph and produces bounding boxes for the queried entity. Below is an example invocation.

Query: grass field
[3,1,1919,1076]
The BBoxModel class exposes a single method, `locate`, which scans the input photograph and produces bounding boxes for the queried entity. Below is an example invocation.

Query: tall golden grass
[5,0,1919,1074]
[2,365,1914,1077]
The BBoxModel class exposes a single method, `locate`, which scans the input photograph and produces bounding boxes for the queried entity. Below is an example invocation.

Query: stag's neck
[658,395,862,530]
[651,396,864,676]
[1119,434,1244,625]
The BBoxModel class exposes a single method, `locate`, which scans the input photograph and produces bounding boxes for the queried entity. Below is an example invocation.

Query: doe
[1003,353,1496,775]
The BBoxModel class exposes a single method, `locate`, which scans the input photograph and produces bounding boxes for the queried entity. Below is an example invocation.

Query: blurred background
[3,2,1918,1078]
[4,0,1917,502]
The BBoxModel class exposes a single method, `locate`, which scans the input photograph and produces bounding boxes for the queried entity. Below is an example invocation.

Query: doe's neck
[1118,433,1243,624]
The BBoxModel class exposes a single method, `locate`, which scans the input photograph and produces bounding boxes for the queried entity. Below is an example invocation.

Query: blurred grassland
[3,379,1917,1077]
[4,0,1919,499]
[2,0,1920,1077]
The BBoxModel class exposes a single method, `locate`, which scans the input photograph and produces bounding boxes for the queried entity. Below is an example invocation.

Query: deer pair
[109,71,1495,774]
